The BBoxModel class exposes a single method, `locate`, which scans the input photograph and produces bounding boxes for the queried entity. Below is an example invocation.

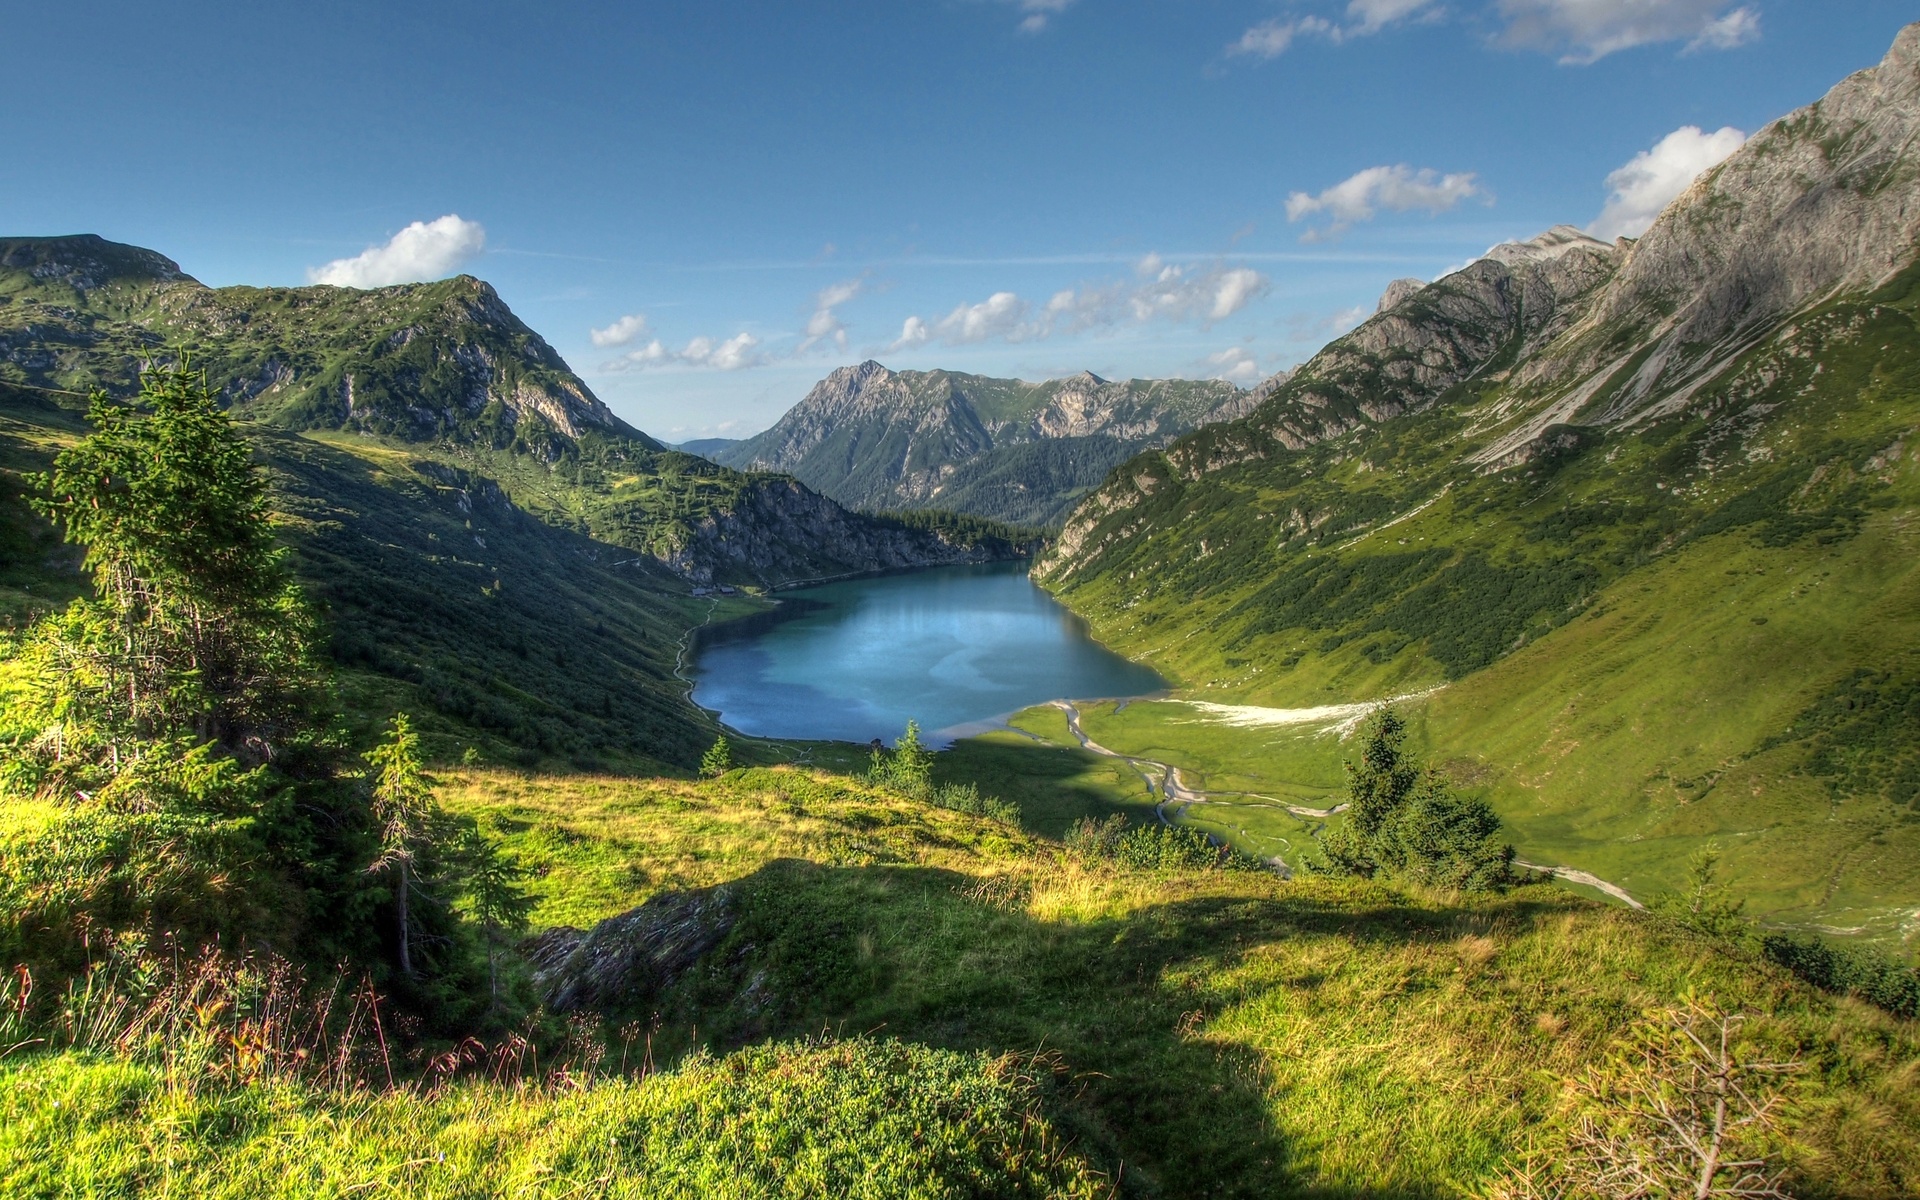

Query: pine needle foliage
[17,358,319,775]
[700,736,733,778]
[1314,706,1517,891]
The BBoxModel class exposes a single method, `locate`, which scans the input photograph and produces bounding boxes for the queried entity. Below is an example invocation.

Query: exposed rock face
[1480,24,1920,459]
[1376,278,1428,313]
[523,884,736,1012]
[718,361,1250,526]
[1040,22,1920,580]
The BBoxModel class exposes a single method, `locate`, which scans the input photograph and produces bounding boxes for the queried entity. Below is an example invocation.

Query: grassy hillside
[1,1040,1103,1199]
[7,767,1916,1198]
[0,380,748,770]
[1032,257,1920,945]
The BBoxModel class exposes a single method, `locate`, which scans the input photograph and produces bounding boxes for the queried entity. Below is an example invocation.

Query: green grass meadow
[12,767,1915,1198]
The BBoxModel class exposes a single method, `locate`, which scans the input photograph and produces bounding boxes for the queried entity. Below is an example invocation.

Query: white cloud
[1496,0,1760,65]
[1331,303,1369,332]
[893,315,931,349]
[590,313,651,348]
[1205,347,1264,384]
[1588,124,1747,240]
[1346,0,1440,35]
[936,291,1033,344]
[887,257,1271,352]
[1226,0,1436,60]
[1285,165,1487,241]
[308,215,486,288]
[1228,15,1334,59]
[1685,6,1760,53]
[602,331,765,372]
[1012,0,1074,33]
[800,278,864,352]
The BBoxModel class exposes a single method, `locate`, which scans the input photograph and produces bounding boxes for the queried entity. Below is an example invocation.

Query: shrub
[1064,814,1265,872]
[1760,933,1919,1020]
[868,722,1020,824]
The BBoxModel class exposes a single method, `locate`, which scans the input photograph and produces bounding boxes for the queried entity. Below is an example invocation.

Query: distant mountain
[715,362,1253,526]
[0,239,1034,766]
[673,437,741,459]
[1037,24,1920,934]
[0,237,1026,589]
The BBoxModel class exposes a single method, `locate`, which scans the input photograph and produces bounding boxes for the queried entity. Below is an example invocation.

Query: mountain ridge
[1030,23,1920,939]
[716,360,1254,526]
[0,241,1029,589]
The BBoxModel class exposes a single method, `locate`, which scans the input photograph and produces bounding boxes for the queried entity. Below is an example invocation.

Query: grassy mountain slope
[0,379,740,771]
[1033,29,1920,942]
[11,767,1914,1198]
[0,237,1042,764]
[0,237,1031,590]
[718,362,1251,526]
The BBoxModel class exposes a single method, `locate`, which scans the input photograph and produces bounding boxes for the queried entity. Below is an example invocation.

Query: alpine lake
[689,561,1166,745]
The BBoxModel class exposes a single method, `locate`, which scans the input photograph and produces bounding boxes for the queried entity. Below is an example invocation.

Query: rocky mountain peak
[0,234,195,296]
[1484,225,1615,268]
[1376,278,1428,314]
[1483,20,1920,451]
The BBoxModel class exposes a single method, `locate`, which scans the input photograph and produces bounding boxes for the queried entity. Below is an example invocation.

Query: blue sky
[4,2,1912,440]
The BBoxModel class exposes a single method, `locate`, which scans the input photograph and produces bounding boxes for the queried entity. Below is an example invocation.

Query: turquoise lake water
[689,561,1166,745]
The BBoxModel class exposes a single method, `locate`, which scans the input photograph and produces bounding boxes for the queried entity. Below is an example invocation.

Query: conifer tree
[700,735,733,778]
[20,357,316,773]
[455,824,534,1009]
[366,714,437,980]
[1314,706,1514,891]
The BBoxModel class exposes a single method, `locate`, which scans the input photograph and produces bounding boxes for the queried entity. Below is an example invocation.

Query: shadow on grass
[937,736,1159,839]
[584,856,1558,1200]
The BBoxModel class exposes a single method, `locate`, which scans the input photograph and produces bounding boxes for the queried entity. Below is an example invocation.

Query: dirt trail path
[1046,700,1642,907]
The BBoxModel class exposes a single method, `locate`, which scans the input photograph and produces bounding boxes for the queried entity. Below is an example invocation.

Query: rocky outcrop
[1376,278,1428,314]
[523,884,736,1012]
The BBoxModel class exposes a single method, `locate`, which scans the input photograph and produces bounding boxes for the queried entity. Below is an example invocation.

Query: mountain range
[0,239,1032,768]
[714,362,1253,526]
[1034,24,1920,936]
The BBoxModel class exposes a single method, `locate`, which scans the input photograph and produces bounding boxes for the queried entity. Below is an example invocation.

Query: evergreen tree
[1652,844,1747,938]
[21,358,317,772]
[366,714,437,980]
[454,824,534,1011]
[700,735,733,778]
[1313,706,1515,892]
[868,720,934,797]
[0,359,368,974]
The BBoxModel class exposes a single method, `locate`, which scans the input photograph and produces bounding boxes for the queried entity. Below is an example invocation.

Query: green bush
[1064,813,1264,872]
[868,722,1020,824]
[1761,933,1919,1019]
